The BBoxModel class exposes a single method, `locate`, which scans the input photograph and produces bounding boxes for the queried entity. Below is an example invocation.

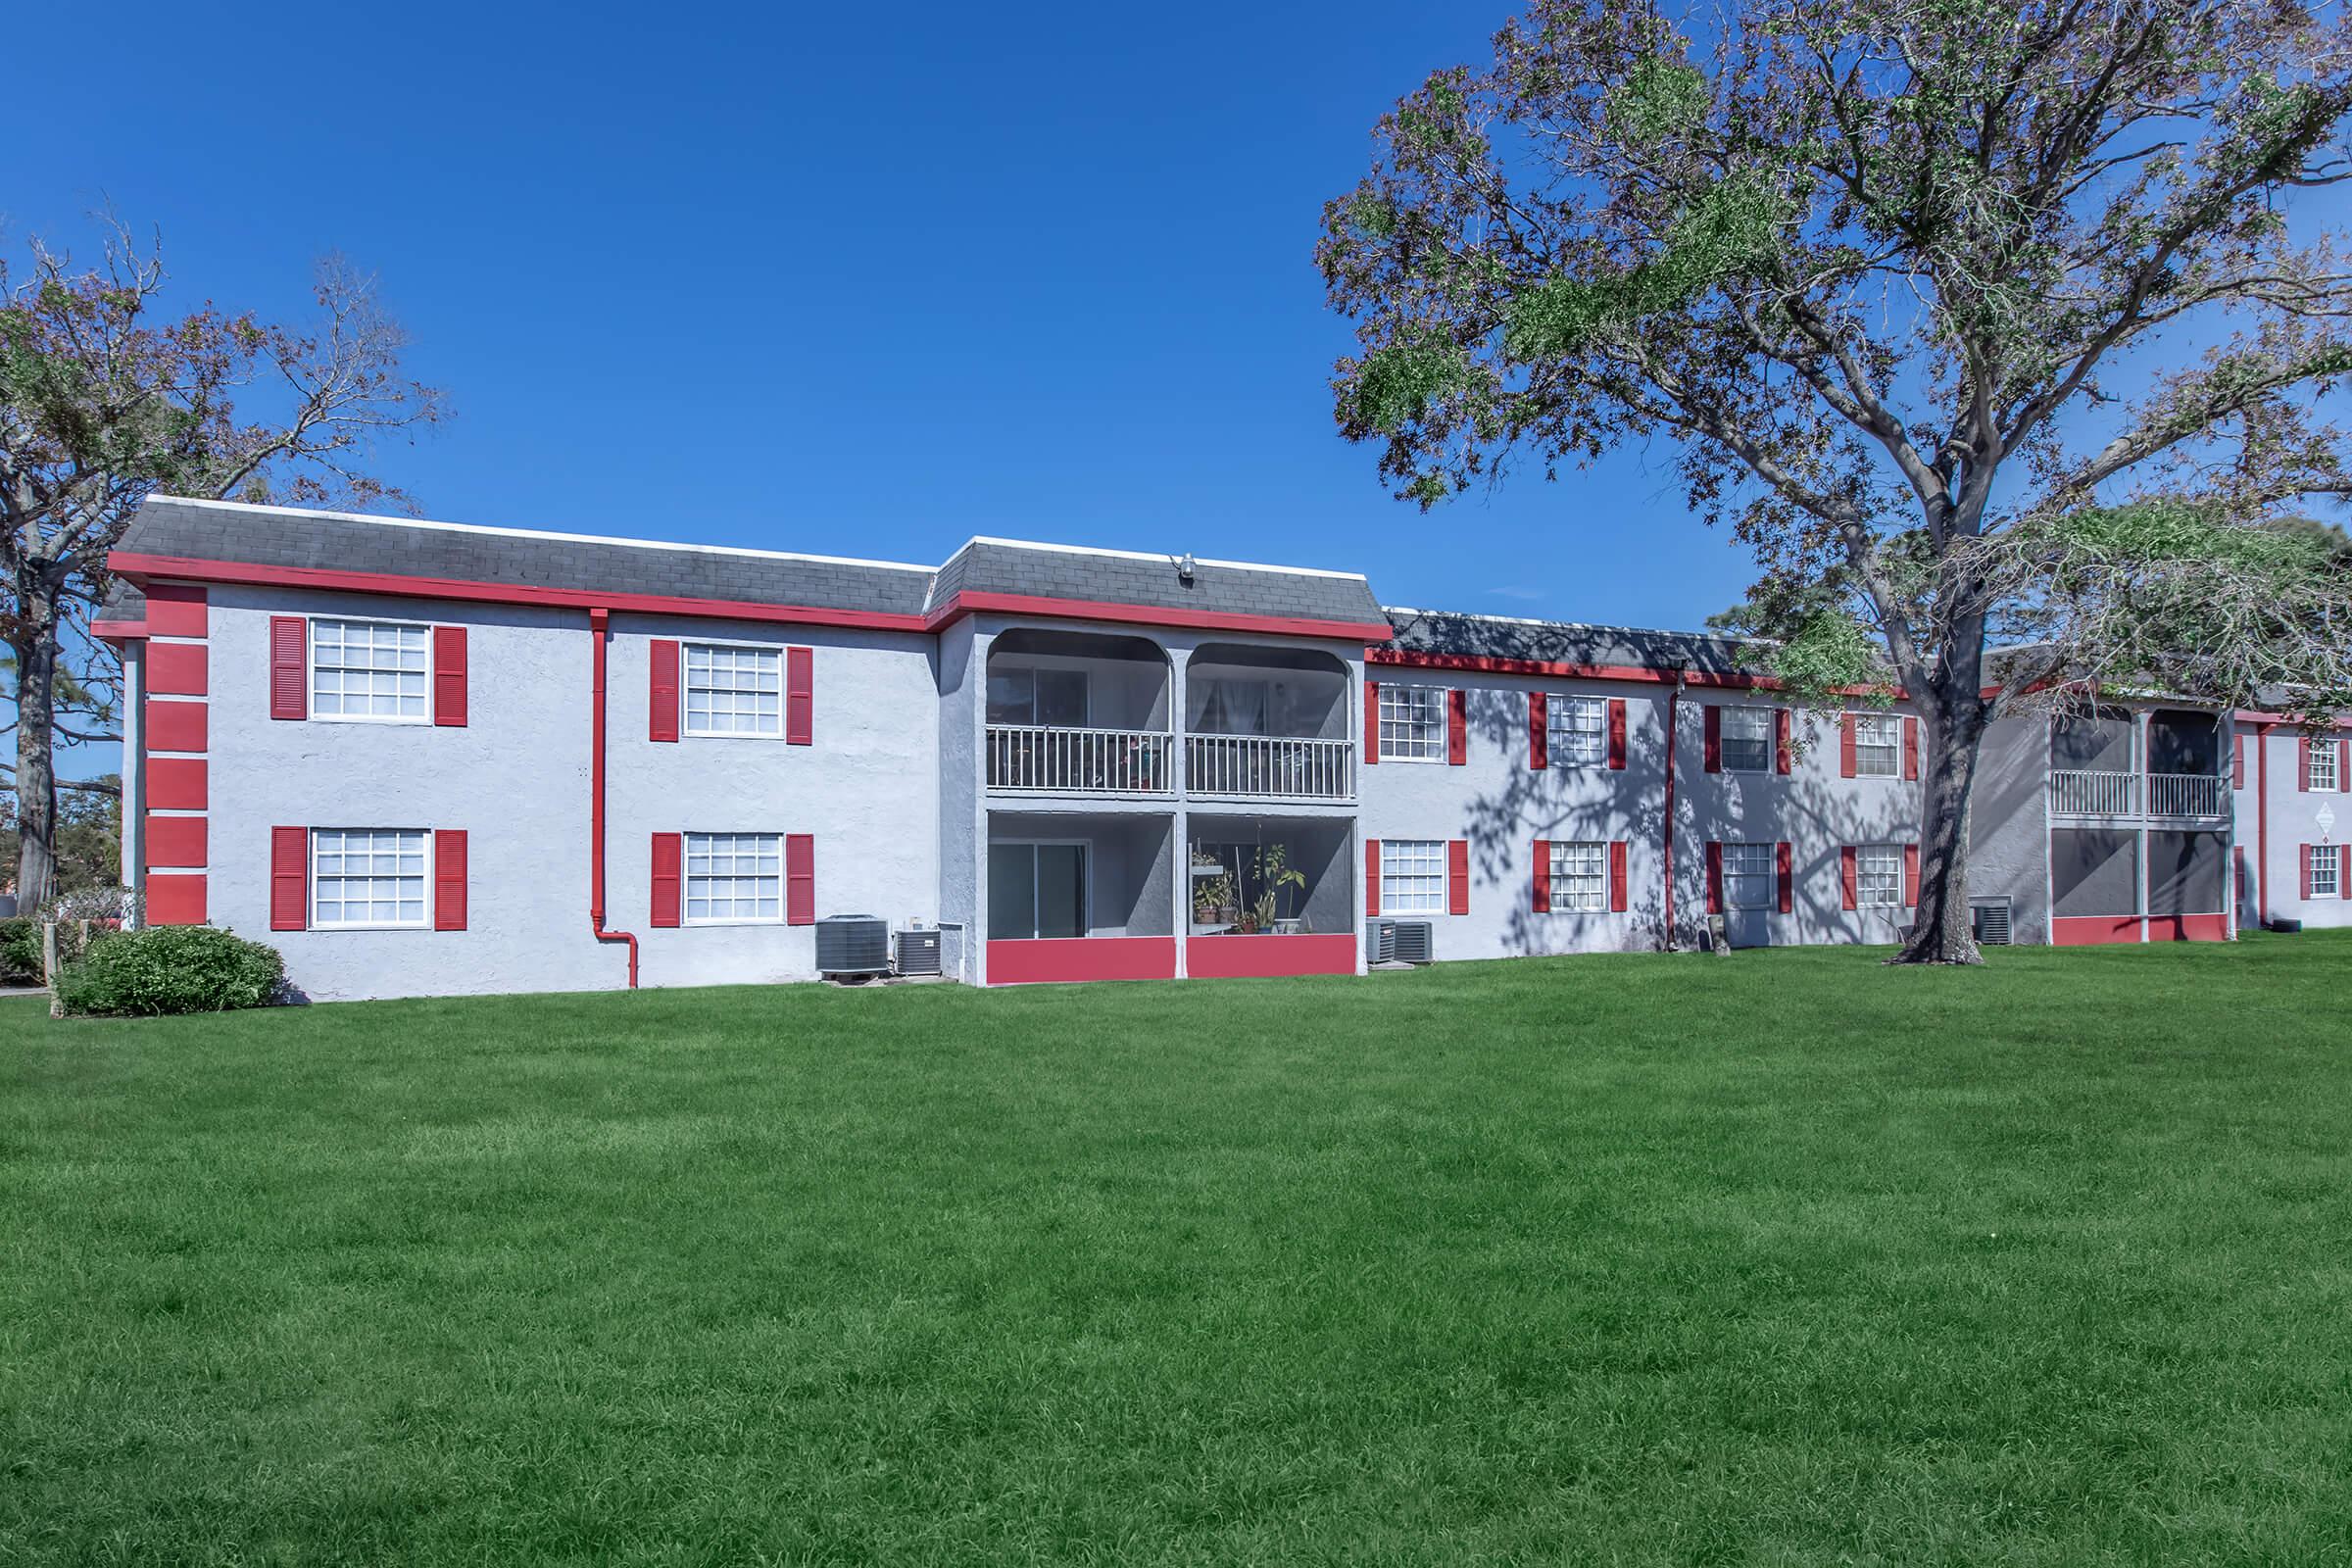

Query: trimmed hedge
[0,918,40,985]
[53,927,286,1017]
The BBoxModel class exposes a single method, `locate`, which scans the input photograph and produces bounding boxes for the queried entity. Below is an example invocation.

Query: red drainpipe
[2254,719,2272,931]
[1661,674,1685,947]
[588,608,640,987]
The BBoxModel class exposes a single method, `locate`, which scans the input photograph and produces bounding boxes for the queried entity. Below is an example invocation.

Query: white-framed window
[311,828,428,928]
[1380,685,1446,761]
[311,619,428,722]
[685,832,783,922]
[1855,845,1903,907]
[1852,712,1900,778]
[2311,739,2342,793]
[1722,842,1776,909]
[1548,841,1607,911]
[1721,707,1774,772]
[2310,845,2342,900]
[1548,696,1607,766]
[1381,839,1446,912]
[685,644,783,738]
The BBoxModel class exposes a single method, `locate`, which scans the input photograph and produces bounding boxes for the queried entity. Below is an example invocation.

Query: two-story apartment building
[91,496,2267,1001]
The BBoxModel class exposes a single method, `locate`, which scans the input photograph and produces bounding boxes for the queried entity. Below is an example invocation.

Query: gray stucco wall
[1968,713,2051,943]
[2237,725,2352,929]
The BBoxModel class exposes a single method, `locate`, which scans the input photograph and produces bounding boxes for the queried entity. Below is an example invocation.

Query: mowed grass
[6,938,2352,1565]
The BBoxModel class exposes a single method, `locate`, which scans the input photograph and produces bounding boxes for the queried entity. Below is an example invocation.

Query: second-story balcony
[2048,708,2228,822]
[1186,734,1354,800]
[2049,770,2229,819]
[1185,643,1355,803]
[989,724,1172,794]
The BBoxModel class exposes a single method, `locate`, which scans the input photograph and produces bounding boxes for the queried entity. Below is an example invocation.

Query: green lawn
[6,938,2352,1565]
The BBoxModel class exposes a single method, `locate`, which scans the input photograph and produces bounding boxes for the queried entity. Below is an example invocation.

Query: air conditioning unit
[1364,918,1396,964]
[1390,920,1435,965]
[1970,898,2014,946]
[815,914,890,979]
[892,928,942,977]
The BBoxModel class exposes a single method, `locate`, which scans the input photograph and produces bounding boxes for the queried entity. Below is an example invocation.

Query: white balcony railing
[1186,734,1355,800]
[988,725,1171,794]
[2148,771,2229,819]
[2050,769,2138,815]
[2049,769,2229,818]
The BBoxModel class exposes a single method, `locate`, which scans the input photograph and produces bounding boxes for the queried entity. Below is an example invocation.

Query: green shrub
[0,918,40,984]
[53,926,286,1018]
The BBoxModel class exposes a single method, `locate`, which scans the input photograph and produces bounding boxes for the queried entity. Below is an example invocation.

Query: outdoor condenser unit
[1364,918,1396,965]
[1970,898,2014,947]
[1390,920,1435,965]
[815,915,890,979]
[892,928,942,977]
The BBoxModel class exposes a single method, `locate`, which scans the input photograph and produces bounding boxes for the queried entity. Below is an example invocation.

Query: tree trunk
[1894,610,1991,965]
[13,590,61,914]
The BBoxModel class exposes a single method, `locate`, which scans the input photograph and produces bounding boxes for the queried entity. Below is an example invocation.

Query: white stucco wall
[2237,723,2352,929]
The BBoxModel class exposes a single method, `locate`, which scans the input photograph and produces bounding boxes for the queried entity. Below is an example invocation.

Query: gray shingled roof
[118,498,936,617]
[96,582,147,623]
[1382,607,1765,677]
[114,500,1394,630]
[927,538,1389,627]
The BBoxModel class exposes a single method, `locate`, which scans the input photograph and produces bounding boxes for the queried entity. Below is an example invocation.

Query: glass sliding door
[988,841,1090,940]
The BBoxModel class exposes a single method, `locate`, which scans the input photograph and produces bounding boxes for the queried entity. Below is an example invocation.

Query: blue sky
[12,0,1754,661]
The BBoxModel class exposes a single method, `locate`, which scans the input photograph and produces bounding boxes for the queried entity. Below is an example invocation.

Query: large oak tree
[1320,0,2352,961]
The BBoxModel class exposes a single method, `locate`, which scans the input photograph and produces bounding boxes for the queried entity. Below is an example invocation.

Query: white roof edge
[143,494,937,574]
[957,535,1372,582]
[1383,605,1772,646]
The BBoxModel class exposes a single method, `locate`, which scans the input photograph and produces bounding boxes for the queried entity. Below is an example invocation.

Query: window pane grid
[2310,845,2341,899]
[1722,841,1776,909]
[1549,697,1606,765]
[1548,841,1606,911]
[313,829,428,927]
[1381,839,1446,912]
[685,645,783,737]
[1853,714,1900,778]
[1721,708,1773,772]
[1379,686,1446,761]
[1855,845,1902,907]
[686,832,783,920]
[312,620,428,719]
[2312,744,2340,792]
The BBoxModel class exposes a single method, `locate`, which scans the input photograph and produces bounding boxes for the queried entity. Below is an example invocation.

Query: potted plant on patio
[1250,845,1306,935]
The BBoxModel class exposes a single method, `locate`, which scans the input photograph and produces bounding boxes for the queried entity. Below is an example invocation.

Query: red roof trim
[91,618,147,643]
[924,590,1392,642]
[110,552,933,633]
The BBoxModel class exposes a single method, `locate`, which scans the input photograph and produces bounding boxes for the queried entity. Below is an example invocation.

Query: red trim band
[928,590,1392,642]
[1366,647,1890,697]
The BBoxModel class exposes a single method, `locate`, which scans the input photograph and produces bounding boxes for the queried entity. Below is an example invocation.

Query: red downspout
[1661,674,1685,948]
[589,608,640,986]
[2254,720,2272,931]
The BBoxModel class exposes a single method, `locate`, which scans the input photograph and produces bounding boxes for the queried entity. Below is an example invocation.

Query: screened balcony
[1184,815,1356,978]
[985,811,1176,983]
[1184,644,1354,802]
[986,631,1172,795]
[2047,709,2228,822]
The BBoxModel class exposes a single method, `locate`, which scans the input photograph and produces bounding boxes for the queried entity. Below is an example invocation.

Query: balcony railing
[2050,769,2138,815]
[2049,769,2228,818]
[2147,771,2229,819]
[1186,734,1355,800]
[988,725,1171,794]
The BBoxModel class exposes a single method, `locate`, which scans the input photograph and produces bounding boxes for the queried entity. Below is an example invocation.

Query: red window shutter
[2301,845,2314,901]
[2231,732,2244,789]
[1776,841,1794,912]
[1531,840,1550,912]
[1607,699,1627,770]
[1775,709,1792,774]
[1364,838,1380,916]
[786,834,815,925]
[650,640,680,743]
[1528,692,1548,770]
[1903,716,1921,781]
[2341,739,2351,793]
[1839,716,1858,778]
[270,826,307,930]
[2341,844,2350,897]
[1608,841,1629,911]
[1702,705,1722,772]
[1446,688,1467,765]
[1446,839,1470,914]
[1704,842,1724,912]
[434,830,468,929]
[432,625,467,727]
[1903,843,1921,906]
[1363,679,1379,765]
[651,832,681,926]
[269,616,306,720]
[2298,734,2312,791]
[786,646,813,746]
[1839,847,1858,910]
